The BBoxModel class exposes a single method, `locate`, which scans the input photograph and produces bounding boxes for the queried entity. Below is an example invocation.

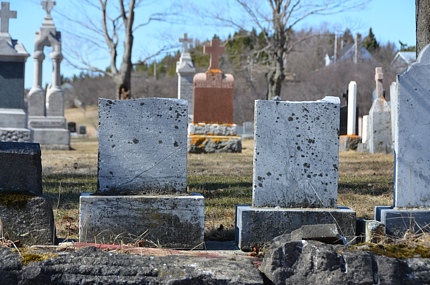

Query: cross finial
[41,0,56,17]
[204,38,225,70]
[375,67,383,99]
[0,2,17,34]
[179,33,192,54]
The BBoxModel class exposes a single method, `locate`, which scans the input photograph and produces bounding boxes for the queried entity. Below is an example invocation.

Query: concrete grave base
[31,128,70,150]
[79,194,205,249]
[0,195,55,245]
[235,205,356,249]
[188,135,242,153]
[375,206,430,238]
[0,128,30,142]
[339,135,362,151]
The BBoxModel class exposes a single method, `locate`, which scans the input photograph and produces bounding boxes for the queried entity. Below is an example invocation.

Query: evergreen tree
[362,28,379,52]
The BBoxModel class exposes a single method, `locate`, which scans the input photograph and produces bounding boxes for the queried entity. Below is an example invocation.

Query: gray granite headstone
[395,44,430,207]
[0,142,42,196]
[252,97,340,208]
[97,98,188,195]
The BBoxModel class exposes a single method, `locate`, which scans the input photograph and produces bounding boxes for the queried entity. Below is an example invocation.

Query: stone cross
[41,0,56,16]
[0,2,16,34]
[204,38,225,70]
[375,67,383,99]
[179,33,192,54]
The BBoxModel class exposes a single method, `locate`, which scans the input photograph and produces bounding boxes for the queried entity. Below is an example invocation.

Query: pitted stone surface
[79,194,204,248]
[97,98,188,194]
[252,97,340,208]
[394,44,430,208]
[0,128,30,142]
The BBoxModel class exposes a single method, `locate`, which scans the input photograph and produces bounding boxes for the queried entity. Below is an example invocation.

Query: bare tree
[57,0,180,99]
[206,0,367,100]
[416,0,430,55]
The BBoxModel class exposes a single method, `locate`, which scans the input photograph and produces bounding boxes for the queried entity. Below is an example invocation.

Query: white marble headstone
[395,44,430,207]
[252,97,340,208]
[97,98,188,195]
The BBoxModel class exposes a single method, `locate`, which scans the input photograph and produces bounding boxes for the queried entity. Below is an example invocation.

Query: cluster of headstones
[0,1,69,150]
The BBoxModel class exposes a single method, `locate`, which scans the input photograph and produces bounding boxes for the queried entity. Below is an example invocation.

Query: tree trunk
[265,56,285,100]
[416,0,430,56]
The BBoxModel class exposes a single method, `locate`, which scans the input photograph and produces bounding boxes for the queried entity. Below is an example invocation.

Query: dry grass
[41,136,394,242]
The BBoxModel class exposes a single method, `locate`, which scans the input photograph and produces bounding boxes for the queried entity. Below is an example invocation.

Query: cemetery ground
[41,109,394,243]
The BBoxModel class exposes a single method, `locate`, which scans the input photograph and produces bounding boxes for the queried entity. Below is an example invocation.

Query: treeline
[63,26,411,124]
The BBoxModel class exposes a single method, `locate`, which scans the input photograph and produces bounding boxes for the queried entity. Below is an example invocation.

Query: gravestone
[375,45,430,237]
[188,38,241,153]
[176,33,195,122]
[236,97,356,249]
[0,142,55,245]
[78,125,86,135]
[365,67,392,153]
[27,0,70,150]
[79,98,204,249]
[339,81,361,151]
[241,121,254,139]
[67,122,76,133]
[0,2,31,142]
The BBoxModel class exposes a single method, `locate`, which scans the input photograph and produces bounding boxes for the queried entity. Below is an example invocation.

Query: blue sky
[5,0,416,89]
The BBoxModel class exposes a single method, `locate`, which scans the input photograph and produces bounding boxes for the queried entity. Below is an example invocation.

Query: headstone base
[79,193,205,249]
[0,195,55,245]
[188,135,242,153]
[31,128,70,150]
[235,205,356,249]
[0,128,31,142]
[375,206,430,238]
[339,135,362,151]
[0,109,27,128]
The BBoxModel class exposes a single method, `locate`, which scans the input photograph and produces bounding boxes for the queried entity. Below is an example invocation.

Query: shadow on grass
[43,173,96,209]
[189,181,252,191]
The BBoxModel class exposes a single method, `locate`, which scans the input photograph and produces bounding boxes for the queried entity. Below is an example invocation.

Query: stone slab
[193,72,234,124]
[290,224,343,244]
[0,108,27,128]
[31,128,70,148]
[0,128,30,142]
[367,97,392,154]
[188,135,242,153]
[0,195,55,245]
[79,194,204,249]
[188,123,237,136]
[252,97,340,208]
[28,116,66,128]
[394,45,430,208]
[0,142,42,195]
[97,98,188,195]
[46,89,65,117]
[356,219,385,243]
[0,61,26,109]
[235,205,356,249]
[375,206,430,238]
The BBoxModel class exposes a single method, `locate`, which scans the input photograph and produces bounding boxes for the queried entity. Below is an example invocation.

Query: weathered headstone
[339,81,361,151]
[0,2,31,142]
[376,45,430,237]
[79,98,204,248]
[78,125,86,135]
[365,67,392,153]
[188,38,241,153]
[176,33,195,122]
[236,97,356,249]
[0,142,55,245]
[27,0,69,150]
